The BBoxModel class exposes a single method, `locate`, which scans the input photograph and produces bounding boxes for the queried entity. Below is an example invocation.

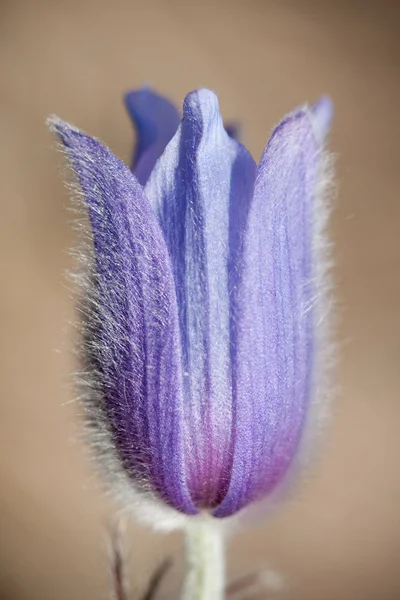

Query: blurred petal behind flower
[125,87,180,185]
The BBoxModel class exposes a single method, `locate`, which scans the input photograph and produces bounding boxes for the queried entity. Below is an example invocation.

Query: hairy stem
[181,520,225,600]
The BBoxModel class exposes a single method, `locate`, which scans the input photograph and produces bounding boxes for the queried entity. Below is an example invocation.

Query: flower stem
[181,520,225,600]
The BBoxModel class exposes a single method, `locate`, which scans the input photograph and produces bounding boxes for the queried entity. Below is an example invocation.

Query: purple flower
[50,88,333,521]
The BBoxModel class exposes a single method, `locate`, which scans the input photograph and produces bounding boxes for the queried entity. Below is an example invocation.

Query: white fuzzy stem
[181,520,225,600]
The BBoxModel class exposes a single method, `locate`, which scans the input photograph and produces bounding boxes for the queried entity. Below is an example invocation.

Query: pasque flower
[50,88,333,523]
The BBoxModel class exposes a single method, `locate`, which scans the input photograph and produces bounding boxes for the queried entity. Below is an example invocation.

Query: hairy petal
[145,90,256,509]
[214,109,322,517]
[125,88,180,185]
[49,119,197,515]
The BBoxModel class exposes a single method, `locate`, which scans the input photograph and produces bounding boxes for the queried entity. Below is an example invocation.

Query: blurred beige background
[0,1,399,599]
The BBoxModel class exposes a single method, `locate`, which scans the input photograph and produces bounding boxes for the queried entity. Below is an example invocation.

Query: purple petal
[145,89,257,509]
[124,88,180,185]
[311,95,333,141]
[49,119,197,515]
[213,109,321,517]
[225,122,240,141]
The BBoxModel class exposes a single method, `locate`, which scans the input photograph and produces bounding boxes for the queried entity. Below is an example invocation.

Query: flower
[49,88,333,522]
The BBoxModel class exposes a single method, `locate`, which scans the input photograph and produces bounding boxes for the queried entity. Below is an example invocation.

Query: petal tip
[271,109,313,146]
[280,95,333,143]
[124,86,153,111]
[47,116,82,147]
[183,88,221,123]
[47,114,66,134]
[311,95,334,140]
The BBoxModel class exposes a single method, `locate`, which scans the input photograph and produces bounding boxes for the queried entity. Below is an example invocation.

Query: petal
[124,88,180,185]
[214,108,322,517]
[225,122,240,140]
[145,90,257,509]
[49,118,197,515]
[311,95,333,141]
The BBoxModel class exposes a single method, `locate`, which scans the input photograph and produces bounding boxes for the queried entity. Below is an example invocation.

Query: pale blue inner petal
[145,89,256,508]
